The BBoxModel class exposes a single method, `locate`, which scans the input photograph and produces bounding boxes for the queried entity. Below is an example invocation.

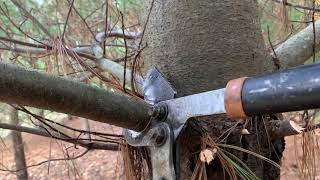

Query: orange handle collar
[224,77,248,119]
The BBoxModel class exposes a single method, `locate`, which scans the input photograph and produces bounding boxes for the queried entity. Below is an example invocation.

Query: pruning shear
[125,63,320,180]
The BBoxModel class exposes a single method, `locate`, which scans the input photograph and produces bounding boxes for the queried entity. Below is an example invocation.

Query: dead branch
[0,122,119,151]
[66,0,96,40]
[272,0,320,12]
[0,148,90,173]
[10,0,53,39]
[0,43,48,55]
[61,0,74,41]
[95,29,141,42]
[0,37,46,48]
[16,105,123,139]
[0,5,48,46]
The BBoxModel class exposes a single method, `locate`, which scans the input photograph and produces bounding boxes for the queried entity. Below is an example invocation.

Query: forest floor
[0,117,319,180]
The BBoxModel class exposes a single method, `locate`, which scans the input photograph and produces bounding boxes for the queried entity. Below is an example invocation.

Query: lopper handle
[225,63,320,119]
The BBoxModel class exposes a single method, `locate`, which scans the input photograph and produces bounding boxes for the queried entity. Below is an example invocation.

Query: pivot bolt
[148,104,168,121]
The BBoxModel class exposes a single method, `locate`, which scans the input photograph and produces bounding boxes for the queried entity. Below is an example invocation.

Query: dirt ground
[0,118,124,180]
[281,130,320,180]
[0,118,319,180]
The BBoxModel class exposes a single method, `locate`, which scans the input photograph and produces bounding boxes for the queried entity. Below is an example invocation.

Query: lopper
[125,63,320,179]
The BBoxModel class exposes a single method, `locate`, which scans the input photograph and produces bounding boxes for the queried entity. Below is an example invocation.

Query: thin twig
[120,11,128,92]
[0,4,49,46]
[0,149,90,173]
[312,0,316,63]
[66,0,96,41]
[131,0,156,94]
[267,25,281,69]
[272,0,320,12]
[103,0,109,56]
[62,0,75,41]
[16,105,123,138]
[10,0,53,38]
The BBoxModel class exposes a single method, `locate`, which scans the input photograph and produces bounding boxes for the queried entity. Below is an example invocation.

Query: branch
[0,149,90,173]
[61,0,75,40]
[66,0,96,40]
[272,0,320,12]
[0,122,119,150]
[0,43,48,54]
[0,37,143,95]
[0,37,145,94]
[72,43,137,55]
[0,36,46,48]
[268,120,320,138]
[0,35,137,55]
[268,120,304,138]
[274,20,320,68]
[10,0,53,39]
[92,44,144,94]
[95,29,141,42]
[0,61,150,131]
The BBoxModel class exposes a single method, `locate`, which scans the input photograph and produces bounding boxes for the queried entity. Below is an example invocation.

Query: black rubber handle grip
[242,63,320,116]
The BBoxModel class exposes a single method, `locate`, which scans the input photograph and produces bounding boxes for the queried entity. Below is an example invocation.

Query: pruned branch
[268,120,305,138]
[268,120,320,138]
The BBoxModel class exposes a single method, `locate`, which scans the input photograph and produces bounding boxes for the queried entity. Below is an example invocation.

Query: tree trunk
[10,107,28,180]
[141,0,284,179]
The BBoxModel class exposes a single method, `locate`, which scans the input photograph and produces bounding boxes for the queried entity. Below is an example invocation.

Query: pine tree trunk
[141,0,284,179]
[10,107,28,180]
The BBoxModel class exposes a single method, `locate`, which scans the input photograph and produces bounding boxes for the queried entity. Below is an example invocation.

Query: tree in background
[10,107,28,180]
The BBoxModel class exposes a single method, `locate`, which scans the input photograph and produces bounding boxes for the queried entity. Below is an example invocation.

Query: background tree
[10,107,28,180]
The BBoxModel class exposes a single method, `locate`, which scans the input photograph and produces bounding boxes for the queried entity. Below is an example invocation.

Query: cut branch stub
[269,120,304,138]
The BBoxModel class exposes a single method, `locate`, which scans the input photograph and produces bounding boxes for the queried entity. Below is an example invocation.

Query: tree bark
[141,0,283,179]
[10,107,28,180]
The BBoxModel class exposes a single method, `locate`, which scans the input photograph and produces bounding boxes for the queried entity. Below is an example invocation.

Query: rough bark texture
[10,107,28,180]
[141,0,284,179]
[0,62,150,131]
[142,0,273,96]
